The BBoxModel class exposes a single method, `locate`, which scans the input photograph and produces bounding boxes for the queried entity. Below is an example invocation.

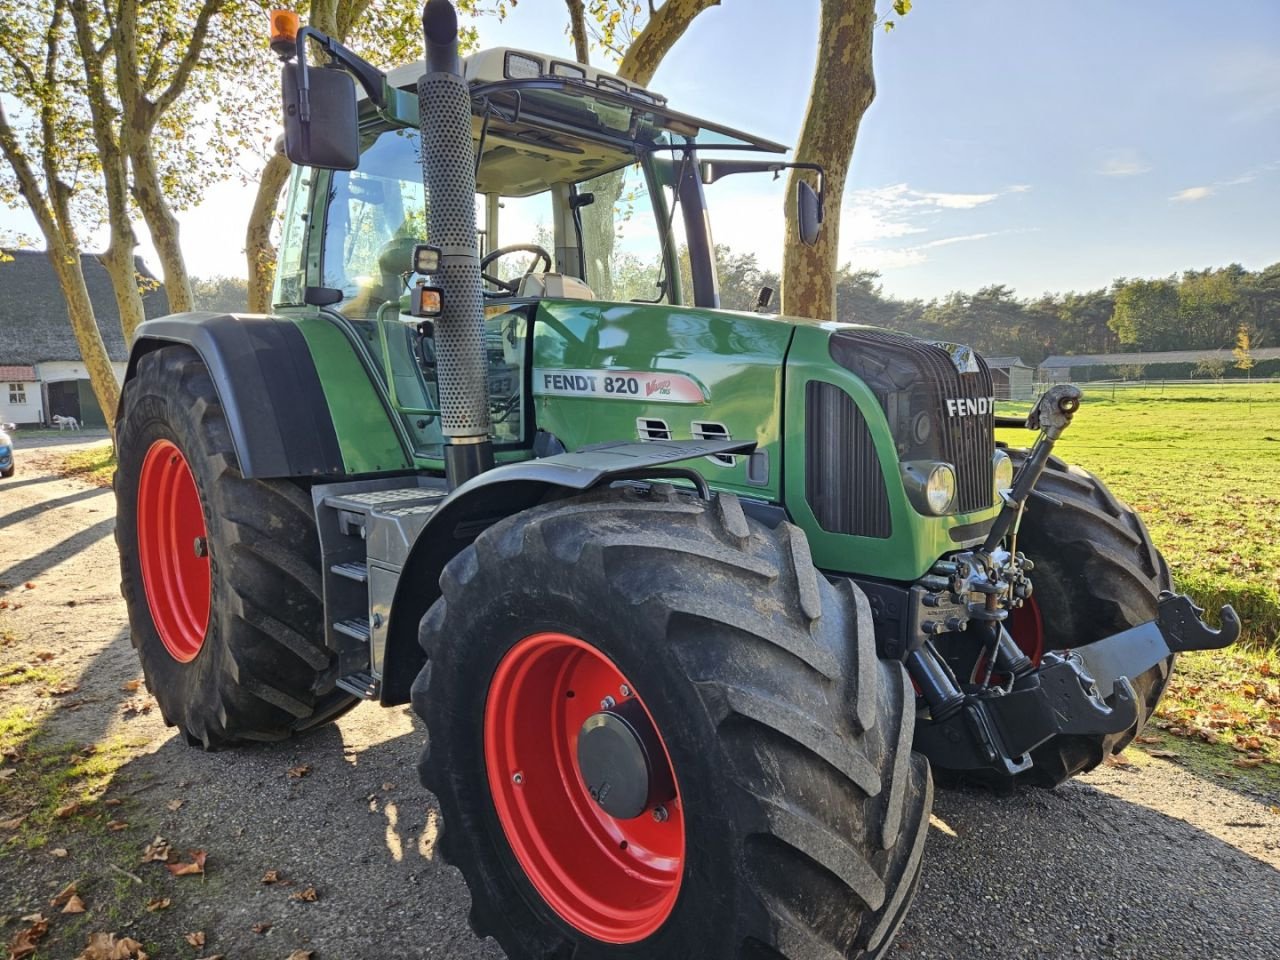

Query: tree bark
[781,0,876,321]
[246,153,293,313]
[618,0,719,86]
[50,243,123,430]
[566,0,589,64]
[129,135,194,313]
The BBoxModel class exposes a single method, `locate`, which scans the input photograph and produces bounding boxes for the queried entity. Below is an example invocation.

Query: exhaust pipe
[418,0,493,488]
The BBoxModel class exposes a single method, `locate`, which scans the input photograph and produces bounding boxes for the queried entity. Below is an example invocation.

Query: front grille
[806,381,892,538]
[828,330,995,515]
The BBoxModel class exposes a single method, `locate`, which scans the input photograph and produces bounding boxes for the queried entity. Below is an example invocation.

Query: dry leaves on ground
[7,914,48,959]
[251,922,272,935]
[74,932,148,960]
[286,951,314,960]
[140,836,171,863]
[261,869,282,884]
[290,886,318,902]
[185,931,205,947]
[166,850,207,877]
[286,765,310,779]
[144,897,170,912]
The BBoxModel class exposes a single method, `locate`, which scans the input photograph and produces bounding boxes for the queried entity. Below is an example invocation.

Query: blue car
[0,423,14,478]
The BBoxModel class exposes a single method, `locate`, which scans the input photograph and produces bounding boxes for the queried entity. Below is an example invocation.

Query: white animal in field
[52,415,80,431]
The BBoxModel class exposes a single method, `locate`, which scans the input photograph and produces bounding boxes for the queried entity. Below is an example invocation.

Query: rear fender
[125,313,409,478]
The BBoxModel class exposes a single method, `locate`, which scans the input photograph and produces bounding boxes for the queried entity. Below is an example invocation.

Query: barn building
[0,250,168,427]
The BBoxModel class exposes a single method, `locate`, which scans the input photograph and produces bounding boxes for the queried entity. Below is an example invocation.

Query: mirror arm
[294,26,387,112]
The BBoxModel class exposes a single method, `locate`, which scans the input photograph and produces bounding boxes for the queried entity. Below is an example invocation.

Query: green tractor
[113,3,1238,956]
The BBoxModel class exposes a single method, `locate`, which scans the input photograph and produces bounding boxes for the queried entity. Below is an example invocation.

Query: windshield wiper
[633,143,694,304]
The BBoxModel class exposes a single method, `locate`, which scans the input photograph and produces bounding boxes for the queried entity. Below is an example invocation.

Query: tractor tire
[115,345,356,748]
[412,484,932,960]
[1005,448,1174,787]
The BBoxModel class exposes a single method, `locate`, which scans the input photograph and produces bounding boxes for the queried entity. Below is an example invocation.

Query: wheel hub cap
[577,699,676,820]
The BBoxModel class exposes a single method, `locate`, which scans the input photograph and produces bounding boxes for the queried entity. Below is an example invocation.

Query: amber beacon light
[268,9,300,57]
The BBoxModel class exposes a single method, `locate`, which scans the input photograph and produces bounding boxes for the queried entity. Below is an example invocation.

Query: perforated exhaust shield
[417,68,490,440]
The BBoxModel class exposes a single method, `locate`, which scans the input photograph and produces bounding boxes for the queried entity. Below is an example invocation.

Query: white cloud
[1008,184,1032,193]
[1098,149,1151,177]
[1171,186,1213,202]
[1171,161,1278,203]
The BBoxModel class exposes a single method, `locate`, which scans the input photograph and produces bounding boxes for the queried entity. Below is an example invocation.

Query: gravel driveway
[1,442,1278,959]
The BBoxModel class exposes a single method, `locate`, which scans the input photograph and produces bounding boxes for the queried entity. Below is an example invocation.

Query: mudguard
[378,438,756,703]
[125,313,387,478]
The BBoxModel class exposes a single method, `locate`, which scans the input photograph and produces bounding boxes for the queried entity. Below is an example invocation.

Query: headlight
[902,461,957,515]
[993,449,1014,501]
[925,464,957,514]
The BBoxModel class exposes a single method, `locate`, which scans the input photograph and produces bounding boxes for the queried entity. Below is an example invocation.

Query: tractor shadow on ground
[892,778,1280,959]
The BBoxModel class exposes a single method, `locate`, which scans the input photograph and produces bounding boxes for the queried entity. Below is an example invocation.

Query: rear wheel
[115,345,356,748]
[413,484,931,959]
[1006,449,1174,787]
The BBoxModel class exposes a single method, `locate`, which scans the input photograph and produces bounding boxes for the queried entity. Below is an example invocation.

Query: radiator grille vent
[805,381,892,539]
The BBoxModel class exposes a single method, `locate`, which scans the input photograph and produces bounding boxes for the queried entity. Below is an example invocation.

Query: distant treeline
[711,250,1280,368]
[195,252,1280,372]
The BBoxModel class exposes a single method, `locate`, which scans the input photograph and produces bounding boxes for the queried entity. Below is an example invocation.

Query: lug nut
[193,536,208,558]
[512,771,523,785]
[620,685,631,697]
[600,695,616,710]
[652,805,668,823]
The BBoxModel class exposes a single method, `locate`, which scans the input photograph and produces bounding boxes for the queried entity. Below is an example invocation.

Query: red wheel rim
[137,439,211,662]
[484,632,684,943]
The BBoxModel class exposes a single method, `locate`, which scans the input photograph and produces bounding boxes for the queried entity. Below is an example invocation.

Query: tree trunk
[47,243,121,431]
[565,0,589,64]
[130,135,193,313]
[245,152,293,313]
[619,0,720,86]
[781,0,876,321]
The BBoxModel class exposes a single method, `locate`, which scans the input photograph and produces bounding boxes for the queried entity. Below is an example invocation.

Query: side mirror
[282,64,359,170]
[797,179,823,246]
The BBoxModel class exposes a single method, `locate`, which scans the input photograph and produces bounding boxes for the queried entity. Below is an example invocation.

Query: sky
[3,0,1278,301]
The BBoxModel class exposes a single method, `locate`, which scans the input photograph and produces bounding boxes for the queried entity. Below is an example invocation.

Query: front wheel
[413,484,931,959]
[115,345,356,748]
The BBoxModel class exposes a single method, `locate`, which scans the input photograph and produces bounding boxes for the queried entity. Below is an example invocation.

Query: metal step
[323,484,447,516]
[331,560,369,583]
[336,671,381,700]
[334,618,371,643]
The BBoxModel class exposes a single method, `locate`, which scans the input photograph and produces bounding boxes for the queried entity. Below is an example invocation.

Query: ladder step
[331,560,369,583]
[336,672,381,700]
[334,618,371,642]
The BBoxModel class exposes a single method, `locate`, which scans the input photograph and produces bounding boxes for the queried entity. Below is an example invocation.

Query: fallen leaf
[35,651,55,662]
[54,800,82,819]
[52,882,79,907]
[0,768,14,780]
[166,799,184,812]
[251,922,271,934]
[286,951,314,960]
[1233,757,1264,768]
[120,679,143,692]
[107,820,129,831]
[74,931,148,960]
[1260,661,1273,676]
[290,886,318,902]
[62,895,86,914]
[6,914,48,959]
[286,765,310,779]
[261,869,281,884]
[51,848,68,858]
[103,798,123,808]
[1104,753,1132,767]
[1146,749,1179,759]
[23,582,35,590]
[166,850,207,877]
[381,782,395,791]
[185,932,205,948]
[0,815,27,830]
[145,897,171,912]
[1135,734,1160,744]
[141,836,171,863]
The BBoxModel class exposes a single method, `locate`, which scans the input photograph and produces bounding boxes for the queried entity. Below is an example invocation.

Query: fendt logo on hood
[945,396,996,417]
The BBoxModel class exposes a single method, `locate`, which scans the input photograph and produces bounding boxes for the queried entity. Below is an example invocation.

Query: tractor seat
[515,272,596,301]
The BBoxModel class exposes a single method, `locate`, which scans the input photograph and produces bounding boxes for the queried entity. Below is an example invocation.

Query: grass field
[999,381,1280,790]
[998,380,1280,648]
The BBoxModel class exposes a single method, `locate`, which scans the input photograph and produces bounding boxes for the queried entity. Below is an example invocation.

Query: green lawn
[999,380,1280,648]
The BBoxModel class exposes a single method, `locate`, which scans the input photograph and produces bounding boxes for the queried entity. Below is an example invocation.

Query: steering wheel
[480,243,552,296]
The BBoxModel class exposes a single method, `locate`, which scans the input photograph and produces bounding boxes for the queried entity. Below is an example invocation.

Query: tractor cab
[271,45,798,462]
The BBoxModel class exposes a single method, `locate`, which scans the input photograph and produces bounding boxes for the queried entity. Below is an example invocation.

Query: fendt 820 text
[114,3,1239,957]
